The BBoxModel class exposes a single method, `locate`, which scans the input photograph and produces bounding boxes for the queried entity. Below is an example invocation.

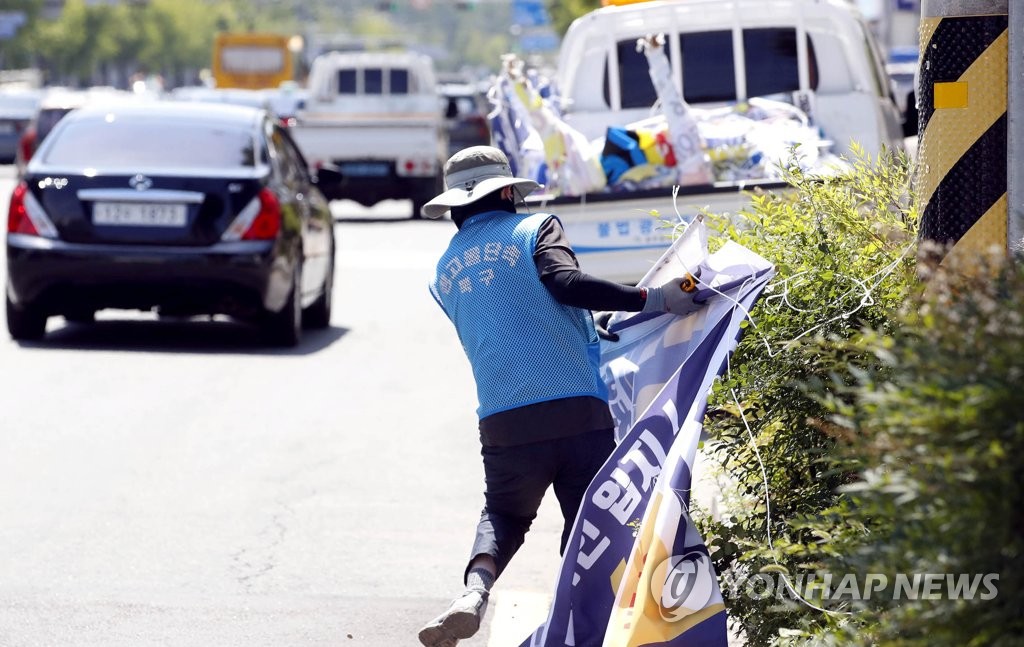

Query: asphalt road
[0,165,562,646]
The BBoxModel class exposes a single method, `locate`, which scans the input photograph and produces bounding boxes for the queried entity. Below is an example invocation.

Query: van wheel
[411,198,426,219]
[263,267,302,347]
[6,295,47,341]
[411,174,442,219]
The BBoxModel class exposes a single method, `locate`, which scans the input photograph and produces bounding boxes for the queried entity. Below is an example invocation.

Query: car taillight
[7,182,37,235]
[396,156,436,177]
[18,129,35,164]
[7,181,57,238]
[242,189,281,240]
[469,115,490,140]
[222,188,283,242]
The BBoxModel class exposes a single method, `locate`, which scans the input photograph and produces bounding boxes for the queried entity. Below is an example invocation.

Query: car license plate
[0,122,14,134]
[340,162,390,177]
[93,202,188,227]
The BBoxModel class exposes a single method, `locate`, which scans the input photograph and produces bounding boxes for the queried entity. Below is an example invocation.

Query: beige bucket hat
[421,146,541,219]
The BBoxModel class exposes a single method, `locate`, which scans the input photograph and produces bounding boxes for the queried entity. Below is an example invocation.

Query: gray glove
[594,311,619,342]
[642,273,705,317]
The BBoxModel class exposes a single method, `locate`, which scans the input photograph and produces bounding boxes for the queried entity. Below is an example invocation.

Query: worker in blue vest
[418,146,705,646]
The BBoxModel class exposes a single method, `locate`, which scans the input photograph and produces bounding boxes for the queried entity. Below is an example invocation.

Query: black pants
[467,428,616,581]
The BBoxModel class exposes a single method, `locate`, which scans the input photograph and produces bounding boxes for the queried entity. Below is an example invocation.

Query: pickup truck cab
[531,0,905,281]
[290,51,446,218]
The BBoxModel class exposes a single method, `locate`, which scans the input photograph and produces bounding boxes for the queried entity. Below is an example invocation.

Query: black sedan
[5,101,340,346]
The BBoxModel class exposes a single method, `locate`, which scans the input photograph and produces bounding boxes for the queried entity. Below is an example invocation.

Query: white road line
[487,590,551,647]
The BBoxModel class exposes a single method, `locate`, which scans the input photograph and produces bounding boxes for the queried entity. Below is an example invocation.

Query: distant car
[439,82,491,158]
[169,86,309,126]
[263,84,309,126]
[169,86,271,110]
[886,48,919,138]
[5,102,342,346]
[0,89,42,163]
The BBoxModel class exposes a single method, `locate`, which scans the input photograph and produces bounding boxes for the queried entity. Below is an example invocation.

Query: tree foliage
[799,256,1024,646]
[696,149,919,645]
[1,0,600,85]
[696,149,1023,645]
[6,0,231,86]
[548,0,601,36]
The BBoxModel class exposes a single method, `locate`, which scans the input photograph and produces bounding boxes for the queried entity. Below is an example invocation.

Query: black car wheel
[66,309,96,324]
[303,249,333,330]
[6,294,47,342]
[411,173,442,220]
[264,266,302,347]
[411,196,427,220]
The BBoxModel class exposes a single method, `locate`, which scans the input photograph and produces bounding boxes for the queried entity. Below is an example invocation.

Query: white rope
[727,366,852,616]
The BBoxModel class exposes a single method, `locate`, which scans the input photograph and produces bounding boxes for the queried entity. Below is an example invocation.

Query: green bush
[799,256,1024,646]
[696,148,1023,646]
[696,148,919,645]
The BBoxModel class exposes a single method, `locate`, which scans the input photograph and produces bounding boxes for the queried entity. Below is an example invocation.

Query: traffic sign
[512,0,550,27]
[0,11,26,41]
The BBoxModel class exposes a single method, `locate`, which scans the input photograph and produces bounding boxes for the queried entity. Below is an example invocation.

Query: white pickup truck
[289,51,446,218]
[524,0,905,281]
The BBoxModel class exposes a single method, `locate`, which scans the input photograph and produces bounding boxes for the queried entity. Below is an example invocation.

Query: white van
[290,51,447,218]
[530,0,906,281]
[557,0,905,160]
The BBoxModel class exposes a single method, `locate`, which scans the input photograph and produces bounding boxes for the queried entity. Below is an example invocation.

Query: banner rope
[663,185,916,615]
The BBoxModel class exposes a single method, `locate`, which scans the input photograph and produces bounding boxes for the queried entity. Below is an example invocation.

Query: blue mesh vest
[430,211,608,418]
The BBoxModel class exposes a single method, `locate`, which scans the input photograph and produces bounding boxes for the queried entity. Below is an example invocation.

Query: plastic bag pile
[487,46,844,199]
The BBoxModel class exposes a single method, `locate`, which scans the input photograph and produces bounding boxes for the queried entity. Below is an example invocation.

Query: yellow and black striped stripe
[918,4,1008,258]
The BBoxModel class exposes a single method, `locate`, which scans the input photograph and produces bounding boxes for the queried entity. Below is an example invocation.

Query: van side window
[680,30,736,103]
[744,28,818,97]
[338,69,357,94]
[365,68,384,95]
[390,69,410,94]
[603,39,671,109]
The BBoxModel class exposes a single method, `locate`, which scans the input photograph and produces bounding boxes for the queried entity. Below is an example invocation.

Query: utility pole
[1010,0,1023,254]
[917,0,1010,264]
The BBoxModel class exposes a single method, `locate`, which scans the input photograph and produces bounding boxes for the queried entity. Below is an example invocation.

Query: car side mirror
[313,164,344,189]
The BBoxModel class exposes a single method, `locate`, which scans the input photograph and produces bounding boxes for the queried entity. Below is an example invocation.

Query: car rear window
[607,27,819,107]
[338,69,357,94]
[744,28,811,97]
[681,30,735,103]
[42,118,258,169]
[604,39,671,109]
[390,69,409,94]
[337,67,412,95]
[444,95,481,119]
[365,68,384,94]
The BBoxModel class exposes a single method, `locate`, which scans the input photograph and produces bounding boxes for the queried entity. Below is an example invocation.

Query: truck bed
[290,112,441,164]
[527,180,787,283]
